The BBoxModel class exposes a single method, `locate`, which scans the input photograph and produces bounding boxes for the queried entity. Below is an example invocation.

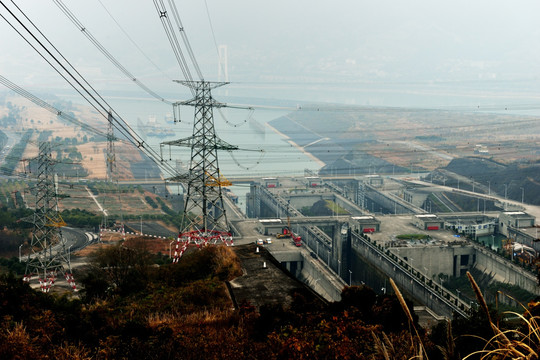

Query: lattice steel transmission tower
[106,110,116,182]
[163,81,237,261]
[23,142,75,291]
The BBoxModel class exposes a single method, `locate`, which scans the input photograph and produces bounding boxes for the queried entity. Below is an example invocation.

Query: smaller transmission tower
[106,110,116,182]
[23,142,75,292]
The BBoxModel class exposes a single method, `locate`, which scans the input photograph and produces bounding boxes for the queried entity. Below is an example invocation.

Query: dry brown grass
[464,271,539,359]
[214,245,243,280]
[147,308,235,330]
[372,278,428,360]
[381,273,540,359]
[123,236,170,255]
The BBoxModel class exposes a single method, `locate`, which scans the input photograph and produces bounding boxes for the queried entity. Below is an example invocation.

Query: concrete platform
[229,243,325,310]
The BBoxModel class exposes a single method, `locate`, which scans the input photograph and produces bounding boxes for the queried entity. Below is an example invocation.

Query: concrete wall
[365,186,416,214]
[351,231,469,318]
[390,245,476,279]
[474,246,540,295]
[268,247,344,302]
[286,193,335,210]
[297,252,345,302]
[389,242,540,295]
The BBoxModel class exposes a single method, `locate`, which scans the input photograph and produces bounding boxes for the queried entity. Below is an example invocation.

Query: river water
[62,80,540,179]
[59,80,540,212]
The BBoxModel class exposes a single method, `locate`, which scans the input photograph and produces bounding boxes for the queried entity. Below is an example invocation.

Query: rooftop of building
[501,211,535,219]
[414,214,439,219]
[368,215,467,247]
[351,215,380,224]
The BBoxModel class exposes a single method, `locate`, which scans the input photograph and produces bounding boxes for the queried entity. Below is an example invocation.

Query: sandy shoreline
[264,122,326,168]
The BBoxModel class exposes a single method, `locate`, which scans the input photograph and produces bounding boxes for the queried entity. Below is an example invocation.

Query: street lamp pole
[338,259,341,277]
[349,269,352,286]
[19,244,23,262]
[521,187,524,204]
[504,184,508,199]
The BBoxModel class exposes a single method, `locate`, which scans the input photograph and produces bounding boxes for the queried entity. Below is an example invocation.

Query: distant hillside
[438,157,540,205]
[319,148,409,175]
[0,130,7,150]
[269,106,540,173]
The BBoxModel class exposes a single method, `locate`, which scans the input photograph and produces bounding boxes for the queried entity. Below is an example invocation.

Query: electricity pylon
[23,142,75,291]
[163,81,237,261]
[106,110,116,182]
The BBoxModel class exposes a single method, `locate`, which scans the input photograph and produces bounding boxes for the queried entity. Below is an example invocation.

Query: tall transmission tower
[23,142,75,292]
[106,110,116,182]
[163,81,237,261]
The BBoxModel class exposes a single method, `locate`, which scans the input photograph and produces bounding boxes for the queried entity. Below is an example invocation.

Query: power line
[96,0,174,83]
[203,0,224,78]
[152,0,198,93]
[53,0,173,105]
[0,74,112,140]
[166,0,203,81]
[0,1,180,179]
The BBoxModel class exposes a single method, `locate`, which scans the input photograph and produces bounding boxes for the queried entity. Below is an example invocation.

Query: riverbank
[264,121,326,168]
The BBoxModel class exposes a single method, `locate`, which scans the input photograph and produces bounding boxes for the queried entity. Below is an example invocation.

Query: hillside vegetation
[0,241,462,360]
[442,157,540,205]
[2,239,532,359]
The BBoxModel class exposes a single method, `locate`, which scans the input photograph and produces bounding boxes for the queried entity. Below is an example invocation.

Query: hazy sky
[1,0,540,106]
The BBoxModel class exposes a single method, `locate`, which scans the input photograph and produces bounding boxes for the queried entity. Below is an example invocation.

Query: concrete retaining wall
[364,185,416,214]
[474,246,540,294]
[351,231,469,318]
[389,245,476,279]
[297,252,345,302]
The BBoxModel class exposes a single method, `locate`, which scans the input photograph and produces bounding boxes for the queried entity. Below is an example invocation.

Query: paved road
[22,227,96,262]
[125,221,176,238]
[403,178,540,219]
[0,130,20,167]
[62,227,94,251]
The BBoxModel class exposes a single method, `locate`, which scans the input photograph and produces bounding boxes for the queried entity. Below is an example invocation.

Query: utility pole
[23,142,75,291]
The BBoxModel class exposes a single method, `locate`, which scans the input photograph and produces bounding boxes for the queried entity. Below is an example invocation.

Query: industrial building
[412,214,444,230]
[499,211,536,236]
[350,215,381,233]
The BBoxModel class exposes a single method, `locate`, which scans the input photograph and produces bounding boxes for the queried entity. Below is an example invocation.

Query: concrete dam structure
[246,178,540,318]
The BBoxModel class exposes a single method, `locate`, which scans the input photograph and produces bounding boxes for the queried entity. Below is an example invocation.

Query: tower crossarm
[174,80,228,90]
[166,173,191,183]
[45,214,67,228]
[161,135,239,151]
